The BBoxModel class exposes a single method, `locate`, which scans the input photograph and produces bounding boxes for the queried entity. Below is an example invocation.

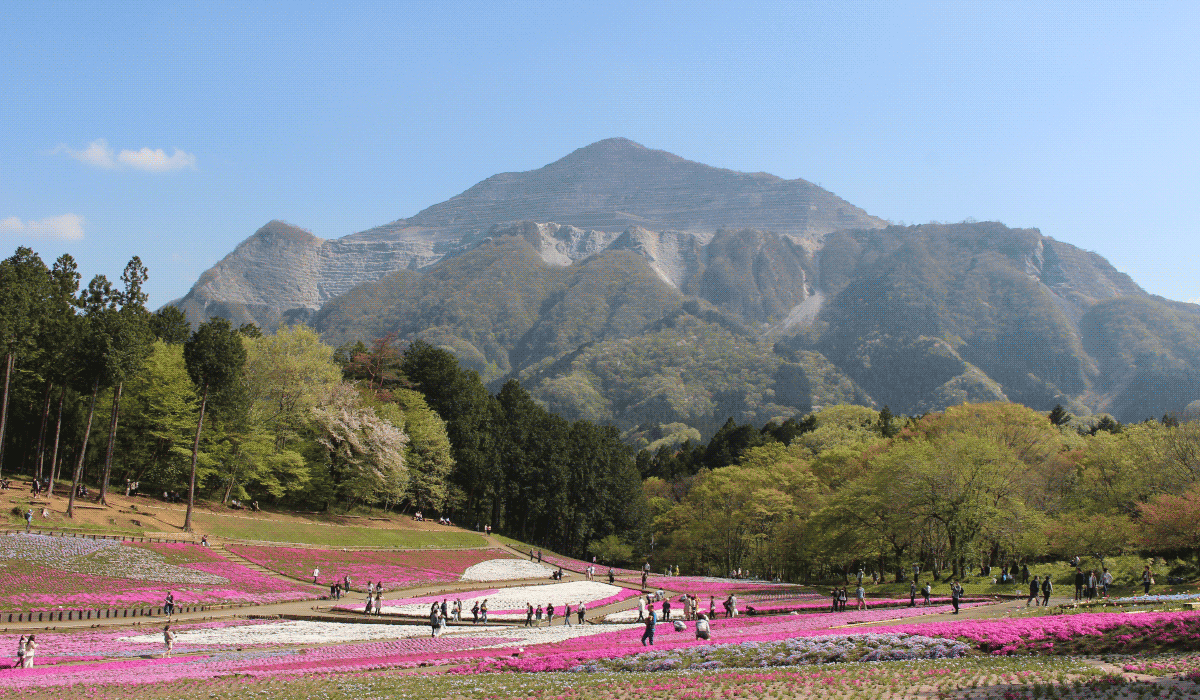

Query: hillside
[171,140,1200,437]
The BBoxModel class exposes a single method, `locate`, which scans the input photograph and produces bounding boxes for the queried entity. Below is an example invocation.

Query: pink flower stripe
[0,634,516,689]
[866,609,1200,654]
[228,545,514,590]
[0,543,318,610]
[743,597,991,614]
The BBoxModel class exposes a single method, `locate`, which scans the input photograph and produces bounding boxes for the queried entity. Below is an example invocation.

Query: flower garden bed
[227,545,517,589]
[870,609,1200,656]
[0,535,318,610]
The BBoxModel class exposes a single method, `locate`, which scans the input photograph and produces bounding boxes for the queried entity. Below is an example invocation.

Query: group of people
[636,593,736,623]
[640,608,711,646]
[413,511,453,524]
[828,585,867,611]
[1071,568,1114,600]
[426,598,498,634]
[522,600,588,626]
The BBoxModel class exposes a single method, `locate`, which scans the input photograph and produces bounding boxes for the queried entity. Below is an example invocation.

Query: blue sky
[2,1,1197,308]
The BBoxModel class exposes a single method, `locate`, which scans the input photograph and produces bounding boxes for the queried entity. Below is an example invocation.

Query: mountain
[174,140,1200,440]
[173,139,885,329]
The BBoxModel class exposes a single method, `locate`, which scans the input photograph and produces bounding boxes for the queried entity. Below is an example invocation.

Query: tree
[150,306,190,344]
[114,341,198,489]
[311,382,409,508]
[587,534,633,565]
[1138,485,1200,563]
[0,248,51,476]
[67,275,119,517]
[97,257,155,504]
[182,317,247,531]
[1048,404,1072,426]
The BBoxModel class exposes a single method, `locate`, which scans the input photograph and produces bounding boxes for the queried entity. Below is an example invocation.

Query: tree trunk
[183,383,209,532]
[222,473,237,504]
[98,381,123,505]
[67,380,100,518]
[0,352,12,477]
[47,386,66,496]
[34,381,52,481]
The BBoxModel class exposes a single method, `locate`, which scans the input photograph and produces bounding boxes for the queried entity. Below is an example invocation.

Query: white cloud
[0,214,85,241]
[59,139,196,172]
[117,146,196,171]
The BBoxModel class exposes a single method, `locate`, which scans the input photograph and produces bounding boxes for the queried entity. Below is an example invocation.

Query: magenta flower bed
[0,542,318,610]
[229,545,515,590]
[869,609,1200,655]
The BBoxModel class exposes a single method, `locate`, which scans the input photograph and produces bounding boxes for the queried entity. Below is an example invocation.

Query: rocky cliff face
[173,220,439,329]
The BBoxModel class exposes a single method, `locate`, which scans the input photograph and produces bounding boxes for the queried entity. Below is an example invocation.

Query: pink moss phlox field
[229,545,514,589]
[465,602,990,673]
[0,540,318,610]
[867,609,1200,654]
[0,601,988,686]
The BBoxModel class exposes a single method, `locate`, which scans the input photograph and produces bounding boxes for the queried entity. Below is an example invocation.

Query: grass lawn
[192,512,485,548]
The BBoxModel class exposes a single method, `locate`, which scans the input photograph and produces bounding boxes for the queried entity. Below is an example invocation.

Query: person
[608,568,615,584]
[1027,575,1040,607]
[1087,570,1098,600]
[577,601,586,625]
[922,583,931,606]
[1101,568,1113,597]
[913,562,920,584]
[373,591,382,615]
[480,599,489,623]
[637,595,646,622]
[695,612,711,640]
[729,593,738,617]
[1042,574,1053,606]
[164,591,175,616]
[709,596,716,619]
[330,581,338,599]
[429,604,440,638]
[15,635,25,669]
[546,602,555,625]
[641,607,657,646]
[200,535,209,547]
[855,584,866,611]
[313,567,320,584]
[909,581,917,607]
[530,549,535,561]
[21,635,35,668]
[364,591,373,614]
[1021,563,1030,584]
[641,571,648,590]
[662,598,671,621]
[535,604,543,624]
[1074,568,1085,600]
[1142,565,1153,594]
[454,598,462,622]
[343,575,351,592]
[951,580,962,614]
[161,625,174,658]
[564,602,572,626]
[537,550,542,563]
[24,509,31,532]
[441,599,448,623]
[472,601,481,624]
[525,602,534,627]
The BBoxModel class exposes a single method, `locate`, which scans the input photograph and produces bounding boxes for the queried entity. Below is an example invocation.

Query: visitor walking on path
[577,602,585,625]
[14,635,24,669]
[1027,575,1040,607]
[161,626,174,658]
[1142,565,1154,594]
[164,591,174,616]
[855,585,866,611]
[909,581,917,607]
[921,583,931,606]
[951,581,962,614]
[564,603,572,626]
[312,567,320,584]
[1102,568,1113,597]
[1041,575,1053,606]
[24,510,31,532]
[640,608,657,646]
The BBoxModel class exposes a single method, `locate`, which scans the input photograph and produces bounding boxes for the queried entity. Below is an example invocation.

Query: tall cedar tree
[67,275,119,517]
[182,317,247,531]
[0,248,51,476]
